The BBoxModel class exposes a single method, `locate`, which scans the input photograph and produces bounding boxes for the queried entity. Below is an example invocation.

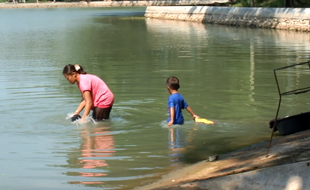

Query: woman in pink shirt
[63,64,114,122]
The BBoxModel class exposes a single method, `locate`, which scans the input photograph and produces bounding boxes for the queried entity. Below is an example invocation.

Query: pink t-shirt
[78,74,114,108]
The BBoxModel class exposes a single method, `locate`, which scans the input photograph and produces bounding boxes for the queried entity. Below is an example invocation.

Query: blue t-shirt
[167,93,188,125]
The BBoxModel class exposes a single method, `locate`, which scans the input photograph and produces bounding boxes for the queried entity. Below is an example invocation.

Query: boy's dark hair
[166,76,180,90]
[62,64,87,75]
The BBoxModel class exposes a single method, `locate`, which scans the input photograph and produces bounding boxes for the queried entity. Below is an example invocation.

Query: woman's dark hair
[166,76,180,90]
[62,64,87,75]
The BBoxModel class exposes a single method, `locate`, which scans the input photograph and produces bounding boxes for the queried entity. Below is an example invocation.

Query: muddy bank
[135,130,310,189]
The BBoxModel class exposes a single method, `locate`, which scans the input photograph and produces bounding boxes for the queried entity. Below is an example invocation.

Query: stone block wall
[145,6,310,32]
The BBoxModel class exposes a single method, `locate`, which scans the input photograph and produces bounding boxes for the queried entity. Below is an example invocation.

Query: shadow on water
[93,10,145,17]
[166,120,272,164]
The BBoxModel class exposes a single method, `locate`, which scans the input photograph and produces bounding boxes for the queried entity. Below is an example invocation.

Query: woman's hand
[80,117,87,123]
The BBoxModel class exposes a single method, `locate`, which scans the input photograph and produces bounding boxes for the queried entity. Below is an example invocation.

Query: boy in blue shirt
[166,76,199,126]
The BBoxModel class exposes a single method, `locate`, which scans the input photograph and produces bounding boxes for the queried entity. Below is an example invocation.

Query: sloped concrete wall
[145,6,310,32]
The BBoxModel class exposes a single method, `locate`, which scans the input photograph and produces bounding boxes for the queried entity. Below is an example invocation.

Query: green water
[1,7,310,190]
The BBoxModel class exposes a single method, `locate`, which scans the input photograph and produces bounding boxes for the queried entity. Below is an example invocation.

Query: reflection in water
[69,125,115,185]
[168,126,198,166]
[249,39,255,102]
[168,127,187,164]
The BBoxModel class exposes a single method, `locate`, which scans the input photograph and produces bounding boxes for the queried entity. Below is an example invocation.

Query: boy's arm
[168,107,175,126]
[186,106,199,120]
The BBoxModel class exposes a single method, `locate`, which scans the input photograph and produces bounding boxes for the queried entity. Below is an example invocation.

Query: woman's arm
[74,99,86,115]
[81,91,93,122]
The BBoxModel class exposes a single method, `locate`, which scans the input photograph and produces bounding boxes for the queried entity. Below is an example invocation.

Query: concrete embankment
[135,130,310,189]
[145,6,310,32]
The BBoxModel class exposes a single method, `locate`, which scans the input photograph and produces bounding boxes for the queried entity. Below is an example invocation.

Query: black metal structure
[267,61,310,155]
